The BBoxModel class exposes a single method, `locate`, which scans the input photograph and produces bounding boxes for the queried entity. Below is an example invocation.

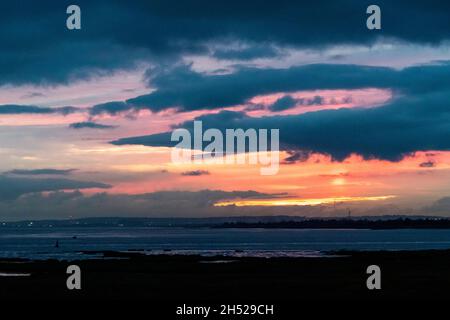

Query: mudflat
[1,250,449,301]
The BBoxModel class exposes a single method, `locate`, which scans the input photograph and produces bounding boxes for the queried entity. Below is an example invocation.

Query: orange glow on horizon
[214,195,396,207]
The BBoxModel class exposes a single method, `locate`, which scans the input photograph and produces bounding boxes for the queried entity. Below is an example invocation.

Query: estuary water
[1,227,450,260]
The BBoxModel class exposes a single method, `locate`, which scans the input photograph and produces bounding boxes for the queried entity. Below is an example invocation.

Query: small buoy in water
[55,240,59,248]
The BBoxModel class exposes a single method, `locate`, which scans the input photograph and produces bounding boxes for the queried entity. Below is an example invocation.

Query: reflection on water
[1,227,450,260]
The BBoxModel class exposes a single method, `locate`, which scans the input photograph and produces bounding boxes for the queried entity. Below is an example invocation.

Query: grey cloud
[0,175,111,201]
[282,151,312,164]
[419,161,436,168]
[0,188,432,221]
[423,197,450,215]
[21,92,45,99]
[0,104,80,115]
[0,189,288,220]
[269,95,326,111]
[181,170,210,176]
[5,169,77,176]
[69,121,117,130]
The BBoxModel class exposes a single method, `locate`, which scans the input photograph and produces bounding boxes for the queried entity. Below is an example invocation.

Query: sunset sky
[2,0,450,220]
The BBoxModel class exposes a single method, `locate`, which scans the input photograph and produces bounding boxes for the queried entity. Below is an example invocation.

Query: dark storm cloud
[2,0,450,85]
[89,101,133,116]
[269,96,299,112]
[123,62,450,113]
[0,104,80,115]
[112,84,450,162]
[0,175,110,200]
[5,168,77,175]
[127,64,393,111]
[103,61,450,165]
[212,45,283,61]
[69,121,117,130]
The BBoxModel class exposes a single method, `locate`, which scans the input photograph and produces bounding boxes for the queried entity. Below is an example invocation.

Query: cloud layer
[0,105,79,115]
[0,189,285,220]
[3,1,450,85]
[5,168,76,175]
[0,175,110,200]
[69,121,117,130]
[111,62,450,161]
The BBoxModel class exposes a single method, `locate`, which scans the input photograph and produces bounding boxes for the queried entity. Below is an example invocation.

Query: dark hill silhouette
[214,218,450,229]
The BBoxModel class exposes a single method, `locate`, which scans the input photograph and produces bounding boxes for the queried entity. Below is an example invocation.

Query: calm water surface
[1,227,450,260]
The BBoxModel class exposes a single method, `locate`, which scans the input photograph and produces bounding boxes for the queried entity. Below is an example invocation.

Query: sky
[2,0,450,220]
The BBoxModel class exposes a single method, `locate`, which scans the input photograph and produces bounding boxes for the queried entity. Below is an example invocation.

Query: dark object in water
[72,236,77,239]
[55,240,59,248]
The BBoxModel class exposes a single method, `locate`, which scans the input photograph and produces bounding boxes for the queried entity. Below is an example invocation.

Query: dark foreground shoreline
[1,250,450,302]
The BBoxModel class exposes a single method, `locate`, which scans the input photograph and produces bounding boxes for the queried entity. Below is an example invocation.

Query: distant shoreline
[212,218,450,230]
[1,216,449,229]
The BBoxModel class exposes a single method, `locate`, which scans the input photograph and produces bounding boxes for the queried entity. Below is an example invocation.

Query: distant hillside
[215,218,450,230]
